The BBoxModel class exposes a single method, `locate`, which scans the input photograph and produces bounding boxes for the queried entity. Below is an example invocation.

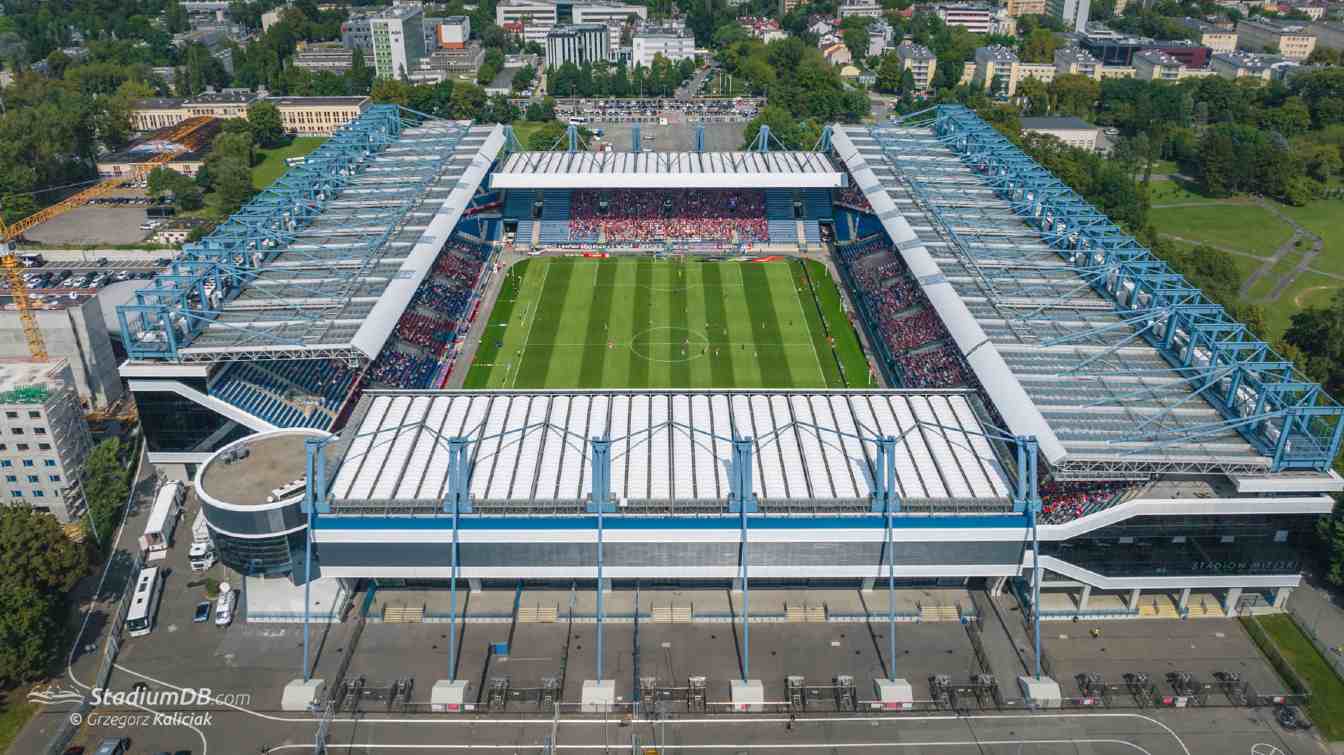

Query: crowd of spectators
[368,348,439,388]
[894,344,971,389]
[837,182,872,213]
[570,189,768,243]
[1038,480,1129,524]
[881,309,946,353]
[396,312,455,351]
[836,237,891,263]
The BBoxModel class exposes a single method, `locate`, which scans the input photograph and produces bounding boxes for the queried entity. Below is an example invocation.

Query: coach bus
[139,481,184,561]
[125,566,164,638]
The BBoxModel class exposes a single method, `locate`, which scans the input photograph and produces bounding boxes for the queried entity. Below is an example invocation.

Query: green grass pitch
[463,257,874,390]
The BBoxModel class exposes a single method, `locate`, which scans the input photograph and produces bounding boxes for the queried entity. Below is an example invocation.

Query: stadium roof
[491,150,845,189]
[118,107,505,363]
[833,113,1342,479]
[326,390,1012,515]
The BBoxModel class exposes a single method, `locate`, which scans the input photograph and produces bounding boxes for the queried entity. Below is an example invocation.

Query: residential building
[838,0,884,18]
[1180,17,1238,53]
[1211,49,1300,79]
[780,0,804,13]
[631,25,696,67]
[495,0,559,43]
[1236,18,1316,59]
[1308,20,1344,50]
[1021,115,1102,151]
[822,42,853,65]
[293,43,355,74]
[895,41,938,90]
[934,3,995,33]
[1290,1,1328,21]
[1132,49,1186,80]
[739,17,788,42]
[972,44,1019,96]
[546,24,611,67]
[261,5,287,31]
[1017,61,1057,85]
[1004,0,1048,16]
[1054,45,1101,78]
[991,9,1019,35]
[1048,0,1090,30]
[0,360,94,525]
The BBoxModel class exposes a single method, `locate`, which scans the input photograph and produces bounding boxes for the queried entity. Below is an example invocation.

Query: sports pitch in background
[464,257,874,390]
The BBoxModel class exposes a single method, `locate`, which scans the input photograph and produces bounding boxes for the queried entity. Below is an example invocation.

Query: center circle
[629,326,711,364]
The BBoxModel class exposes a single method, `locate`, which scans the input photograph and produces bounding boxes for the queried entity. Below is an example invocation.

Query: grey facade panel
[318,540,1023,569]
[203,499,304,537]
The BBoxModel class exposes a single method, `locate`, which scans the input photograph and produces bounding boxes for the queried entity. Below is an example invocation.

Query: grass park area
[0,695,38,753]
[463,256,874,390]
[1248,613,1344,741]
[1147,177,1344,338]
[251,136,328,189]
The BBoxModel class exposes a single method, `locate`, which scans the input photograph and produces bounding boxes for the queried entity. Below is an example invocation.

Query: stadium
[120,104,1342,706]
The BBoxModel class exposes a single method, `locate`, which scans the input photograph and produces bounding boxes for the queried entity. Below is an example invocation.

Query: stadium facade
[120,105,1344,616]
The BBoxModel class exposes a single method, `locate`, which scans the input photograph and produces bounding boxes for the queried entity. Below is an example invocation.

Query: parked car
[193,600,211,623]
[91,738,130,755]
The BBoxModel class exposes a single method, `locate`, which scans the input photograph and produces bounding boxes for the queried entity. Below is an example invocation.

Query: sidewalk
[1286,580,1344,678]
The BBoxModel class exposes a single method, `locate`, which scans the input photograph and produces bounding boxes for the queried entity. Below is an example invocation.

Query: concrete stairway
[382,604,426,623]
[651,604,693,623]
[786,604,828,623]
[517,604,560,623]
[920,604,961,622]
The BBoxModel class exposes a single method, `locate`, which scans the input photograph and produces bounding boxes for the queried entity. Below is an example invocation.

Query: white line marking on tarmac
[267,739,1156,753]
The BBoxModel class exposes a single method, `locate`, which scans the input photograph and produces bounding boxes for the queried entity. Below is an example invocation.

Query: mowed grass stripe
[784,260,840,388]
[668,261,693,387]
[579,260,618,388]
[514,259,575,388]
[462,260,531,388]
[765,261,826,386]
[626,259,654,387]
[740,263,794,387]
[700,263,736,386]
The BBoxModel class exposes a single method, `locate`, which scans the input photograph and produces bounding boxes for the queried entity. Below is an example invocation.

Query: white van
[215,583,236,627]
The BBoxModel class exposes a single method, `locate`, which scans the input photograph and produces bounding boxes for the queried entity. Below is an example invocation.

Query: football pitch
[463,256,874,389]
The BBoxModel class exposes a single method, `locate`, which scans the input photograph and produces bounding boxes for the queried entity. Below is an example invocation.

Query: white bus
[125,566,164,638]
[139,481,185,561]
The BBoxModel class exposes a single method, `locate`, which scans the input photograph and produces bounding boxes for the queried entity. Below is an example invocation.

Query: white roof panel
[329,390,1011,507]
[492,150,845,189]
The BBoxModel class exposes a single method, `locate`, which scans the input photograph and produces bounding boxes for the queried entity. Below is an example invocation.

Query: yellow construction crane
[1,116,216,362]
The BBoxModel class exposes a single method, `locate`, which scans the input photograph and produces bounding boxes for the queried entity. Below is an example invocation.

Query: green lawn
[1251,614,1344,741]
[0,695,38,754]
[1278,197,1344,278]
[252,136,328,189]
[1148,202,1294,257]
[463,257,872,389]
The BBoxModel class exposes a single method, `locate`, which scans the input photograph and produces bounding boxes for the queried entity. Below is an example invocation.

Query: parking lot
[1042,618,1291,701]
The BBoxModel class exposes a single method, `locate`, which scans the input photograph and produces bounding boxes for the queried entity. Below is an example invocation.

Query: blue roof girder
[931,104,1344,472]
[116,105,443,361]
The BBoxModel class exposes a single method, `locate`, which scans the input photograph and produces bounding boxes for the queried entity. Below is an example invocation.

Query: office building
[0,360,95,525]
[1078,31,1213,67]
[546,24,611,67]
[631,25,697,67]
[496,0,560,43]
[293,44,356,74]
[369,5,428,79]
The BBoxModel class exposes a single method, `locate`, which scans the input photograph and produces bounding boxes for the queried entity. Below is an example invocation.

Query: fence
[1239,609,1313,701]
[1286,594,1344,682]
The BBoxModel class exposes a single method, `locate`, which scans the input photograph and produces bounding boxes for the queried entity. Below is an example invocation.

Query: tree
[525,97,556,122]
[1020,28,1058,63]
[511,65,535,93]
[370,78,412,106]
[246,100,285,148]
[80,438,130,546]
[876,53,903,94]
[525,120,570,150]
[210,158,255,215]
[842,25,870,65]
[0,507,88,685]
[1017,76,1050,116]
[349,48,374,95]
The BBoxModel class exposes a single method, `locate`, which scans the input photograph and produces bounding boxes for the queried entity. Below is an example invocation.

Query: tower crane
[1,116,217,361]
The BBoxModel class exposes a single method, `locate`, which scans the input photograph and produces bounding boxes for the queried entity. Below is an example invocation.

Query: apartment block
[0,360,95,525]
[1180,17,1238,54]
[895,41,938,90]
[1237,18,1316,60]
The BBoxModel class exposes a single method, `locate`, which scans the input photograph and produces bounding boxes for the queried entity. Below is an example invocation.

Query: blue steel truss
[117,105,474,363]
[929,105,1343,472]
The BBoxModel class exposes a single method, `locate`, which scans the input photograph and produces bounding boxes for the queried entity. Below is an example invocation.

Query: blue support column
[695,123,705,153]
[730,436,756,682]
[753,125,770,152]
[301,436,330,683]
[444,437,471,681]
[566,124,579,152]
[1021,436,1043,680]
[632,123,641,153]
[589,438,614,682]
